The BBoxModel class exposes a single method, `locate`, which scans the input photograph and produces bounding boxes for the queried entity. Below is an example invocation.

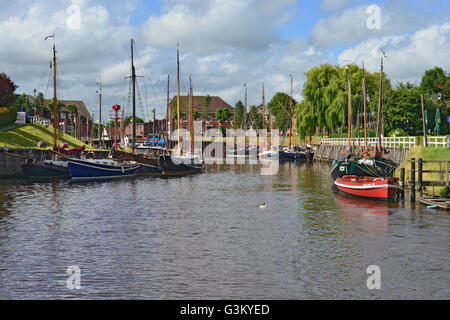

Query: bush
[0,107,17,127]
[389,128,409,137]
[439,186,449,198]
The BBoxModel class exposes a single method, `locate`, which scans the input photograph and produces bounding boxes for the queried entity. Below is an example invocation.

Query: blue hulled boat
[68,158,140,181]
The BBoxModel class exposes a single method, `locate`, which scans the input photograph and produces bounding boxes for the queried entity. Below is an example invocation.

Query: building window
[60,113,66,119]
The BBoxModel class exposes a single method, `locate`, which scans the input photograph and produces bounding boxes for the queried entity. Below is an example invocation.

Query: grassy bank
[396,146,450,197]
[0,124,97,150]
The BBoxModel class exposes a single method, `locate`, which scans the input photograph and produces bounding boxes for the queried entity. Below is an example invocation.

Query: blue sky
[0,0,449,121]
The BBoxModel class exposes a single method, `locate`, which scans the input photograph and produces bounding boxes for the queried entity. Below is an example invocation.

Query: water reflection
[0,162,448,299]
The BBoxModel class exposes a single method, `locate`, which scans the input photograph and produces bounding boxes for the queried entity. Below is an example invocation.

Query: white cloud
[310,0,450,49]
[338,23,450,84]
[2,0,447,122]
[142,0,297,54]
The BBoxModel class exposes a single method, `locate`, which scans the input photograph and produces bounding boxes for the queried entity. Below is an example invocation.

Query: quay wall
[0,149,110,178]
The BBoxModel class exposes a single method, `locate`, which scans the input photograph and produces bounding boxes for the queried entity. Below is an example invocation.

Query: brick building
[167,96,234,133]
[41,99,93,139]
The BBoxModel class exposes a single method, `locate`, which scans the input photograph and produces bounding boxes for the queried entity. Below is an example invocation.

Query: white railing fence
[30,116,50,126]
[320,136,416,148]
[426,136,450,148]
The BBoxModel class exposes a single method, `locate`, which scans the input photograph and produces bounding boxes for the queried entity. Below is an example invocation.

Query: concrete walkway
[0,124,20,132]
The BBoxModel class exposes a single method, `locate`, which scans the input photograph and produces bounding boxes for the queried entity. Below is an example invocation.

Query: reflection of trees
[0,188,13,221]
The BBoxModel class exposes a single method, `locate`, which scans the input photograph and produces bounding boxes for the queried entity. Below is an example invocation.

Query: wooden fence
[407,158,449,202]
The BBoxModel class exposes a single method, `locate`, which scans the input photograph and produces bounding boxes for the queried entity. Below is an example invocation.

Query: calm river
[0,162,448,299]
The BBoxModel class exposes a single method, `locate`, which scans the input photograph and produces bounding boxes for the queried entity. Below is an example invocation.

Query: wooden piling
[400,167,405,200]
[418,158,423,197]
[411,158,416,202]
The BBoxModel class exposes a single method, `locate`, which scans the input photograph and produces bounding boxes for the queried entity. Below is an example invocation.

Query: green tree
[215,108,232,136]
[187,108,200,120]
[66,104,78,137]
[247,105,263,129]
[295,63,391,138]
[234,100,244,129]
[420,67,446,96]
[383,82,422,135]
[203,94,211,123]
[125,116,144,126]
[419,67,448,134]
[0,72,17,107]
[46,101,63,113]
[267,92,296,132]
[35,92,44,116]
[222,108,231,122]
[295,100,316,142]
[15,94,32,114]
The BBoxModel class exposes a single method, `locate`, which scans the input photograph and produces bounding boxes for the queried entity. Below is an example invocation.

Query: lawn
[0,124,96,150]
[396,146,450,197]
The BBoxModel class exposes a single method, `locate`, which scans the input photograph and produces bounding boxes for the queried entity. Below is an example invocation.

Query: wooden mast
[189,74,194,153]
[347,67,352,151]
[262,83,266,149]
[164,73,171,155]
[131,38,136,154]
[243,83,247,130]
[289,74,293,148]
[98,77,102,148]
[362,61,368,151]
[52,34,58,155]
[377,56,384,149]
[167,74,170,137]
[262,83,266,131]
[268,113,273,150]
[177,44,181,156]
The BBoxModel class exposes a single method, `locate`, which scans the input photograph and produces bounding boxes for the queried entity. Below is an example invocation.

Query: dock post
[411,158,416,202]
[418,158,423,197]
[400,167,405,200]
[447,160,449,187]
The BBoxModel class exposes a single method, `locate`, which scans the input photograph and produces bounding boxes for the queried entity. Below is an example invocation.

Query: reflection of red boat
[335,175,399,201]
[335,192,391,216]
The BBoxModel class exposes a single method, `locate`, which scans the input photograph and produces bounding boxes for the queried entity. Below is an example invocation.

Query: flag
[44,35,54,41]
[382,50,387,58]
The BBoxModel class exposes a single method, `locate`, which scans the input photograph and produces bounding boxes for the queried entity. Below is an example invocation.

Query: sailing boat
[111,39,160,175]
[278,75,314,162]
[259,83,277,159]
[158,44,203,176]
[330,59,397,180]
[18,34,83,179]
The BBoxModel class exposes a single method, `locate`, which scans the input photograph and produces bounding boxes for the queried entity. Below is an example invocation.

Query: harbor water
[0,162,448,299]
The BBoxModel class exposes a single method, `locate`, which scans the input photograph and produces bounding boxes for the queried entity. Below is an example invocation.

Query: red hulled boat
[335,175,400,201]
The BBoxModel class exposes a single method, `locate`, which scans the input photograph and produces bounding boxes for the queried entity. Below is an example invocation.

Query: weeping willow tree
[295,100,316,142]
[295,63,391,141]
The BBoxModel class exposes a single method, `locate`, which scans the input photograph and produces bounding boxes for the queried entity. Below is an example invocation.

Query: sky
[1,0,449,122]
